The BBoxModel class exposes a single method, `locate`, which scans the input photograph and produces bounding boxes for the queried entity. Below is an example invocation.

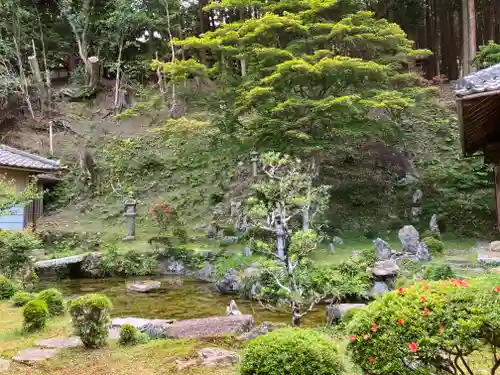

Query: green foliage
[473,41,500,68]
[216,253,254,278]
[240,328,343,375]
[421,236,444,255]
[37,288,65,316]
[98,246,157,277]
[151,201,188,244]
[423,263,456,281]
[347,276,500,375]
[0,275,19,299]
[420,230,440,240]
[69,293,112,349]
[118,323,148,346]
[23,299,49,332]
[11,291,35,307]
[0,230,42,278]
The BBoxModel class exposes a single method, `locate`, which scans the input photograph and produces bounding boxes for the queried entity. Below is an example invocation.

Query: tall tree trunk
[468,0,476,70]
[114,41,123,110]
[462,0,471,75]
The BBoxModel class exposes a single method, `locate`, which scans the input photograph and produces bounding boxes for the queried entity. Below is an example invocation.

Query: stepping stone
[12,348,59,364]
[126,280,161,293]
[0,359,10,372]
[35,337,83,349]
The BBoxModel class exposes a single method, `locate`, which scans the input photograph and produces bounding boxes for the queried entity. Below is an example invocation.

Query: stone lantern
[123,199,137,241]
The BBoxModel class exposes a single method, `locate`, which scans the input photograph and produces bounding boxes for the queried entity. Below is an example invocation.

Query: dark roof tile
[0,145,60,171]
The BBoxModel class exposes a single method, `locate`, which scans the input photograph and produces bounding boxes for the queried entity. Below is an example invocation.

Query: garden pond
[39,277,326,326]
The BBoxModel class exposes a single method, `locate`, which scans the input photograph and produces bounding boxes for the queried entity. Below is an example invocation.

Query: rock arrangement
[126,280,161,293]
[369,224,433,296]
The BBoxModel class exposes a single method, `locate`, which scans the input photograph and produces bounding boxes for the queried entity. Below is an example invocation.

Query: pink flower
[420,296,426,303]
[439,324,445,333]
[496,286,500,293]
[363,334,370,341]
[409,342,418,353]
[369,356,374,364]
[397,319,403,325]
[450,279,469,288]
[424,307,429,316]
[371,323,377,333]
[398,288,404,296]
[349,335,357,343]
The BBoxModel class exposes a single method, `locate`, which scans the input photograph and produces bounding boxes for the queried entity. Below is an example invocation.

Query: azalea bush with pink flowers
[347,275,500,375]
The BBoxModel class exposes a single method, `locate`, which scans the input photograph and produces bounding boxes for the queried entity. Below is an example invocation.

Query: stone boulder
[226,300,242,316]
[110,317,174,338]
[236,322,286,341]
[373,238,392,260]
[126,280,161,293]
[216,268,240,294]
[198,347,238,366]
[80,252,103,277]
[35,337,83,349]
[165,315,254,339]
[159,257,186,275]
[429,214,439,233]
[196,261,216,282]
[398,225,419,252]
[490,241,500,253]
[372,260,400,278]
[415,242,431,261]
[12,349,59,364]
[325,303,366,323]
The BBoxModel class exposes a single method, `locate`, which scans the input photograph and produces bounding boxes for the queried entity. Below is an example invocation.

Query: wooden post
[495,165,500,230]
[49,121,53,156]
[88,56,100,91]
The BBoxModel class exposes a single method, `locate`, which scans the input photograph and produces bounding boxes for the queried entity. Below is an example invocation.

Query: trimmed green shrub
[423,263,456,281]
[11,291,35,307]
[118,323,148,346]
[37,288,65,316]
[421,236,444,255]
[240,328,343,375]
[347,276,500,375]
[0,275,19,299]
[420,230,441,240]
[23,299,49,331]
[69,294,112,349]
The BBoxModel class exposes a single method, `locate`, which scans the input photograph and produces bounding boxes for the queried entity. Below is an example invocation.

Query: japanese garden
[1,0,500,374]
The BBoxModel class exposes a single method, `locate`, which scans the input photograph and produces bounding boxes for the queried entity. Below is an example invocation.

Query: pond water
[40,277,326,326]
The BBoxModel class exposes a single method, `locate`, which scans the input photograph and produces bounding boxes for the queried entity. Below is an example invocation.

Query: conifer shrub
[23,299,49,331]
[421,236,444,255]
[240,328,343,375]
[69,294,112,348]
[11,291,35,307]
[0,275,19,299]
[347,276,500,375]
[118,323,148,346]
[37,288,65,316]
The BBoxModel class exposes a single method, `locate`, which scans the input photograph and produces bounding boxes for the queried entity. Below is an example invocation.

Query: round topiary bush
[421,236,444,255]
[119,323,141,346]
[37,288,65,316]
[347,276,500,375]
[240,328,343,375]
[0,275,19,300]
[69,293,112,349]
[11,291,35,307]
[23,299,49,331]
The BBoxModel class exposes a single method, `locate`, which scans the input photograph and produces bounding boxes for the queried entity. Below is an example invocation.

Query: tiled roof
[0,145,60,171]
[455,63,500,97]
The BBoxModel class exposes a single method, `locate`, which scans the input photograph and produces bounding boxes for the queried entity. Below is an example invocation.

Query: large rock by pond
[398,225,420,252]
[237,322,286,341]
[158,257,186,275]
[373,238,392,260]
[196,261,216,282]
[110,317,175,339]
[216,268,240,294]
[35,254,87,269]
[12,348,59,364]
[326,303,366,323]
[371,260,399,278]
[35,337,83,349]
[126,280,161,293]
[165,315,254,339]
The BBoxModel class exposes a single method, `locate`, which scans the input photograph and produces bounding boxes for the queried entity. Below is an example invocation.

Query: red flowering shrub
[151,201,187,243]
[347,275,500,375]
